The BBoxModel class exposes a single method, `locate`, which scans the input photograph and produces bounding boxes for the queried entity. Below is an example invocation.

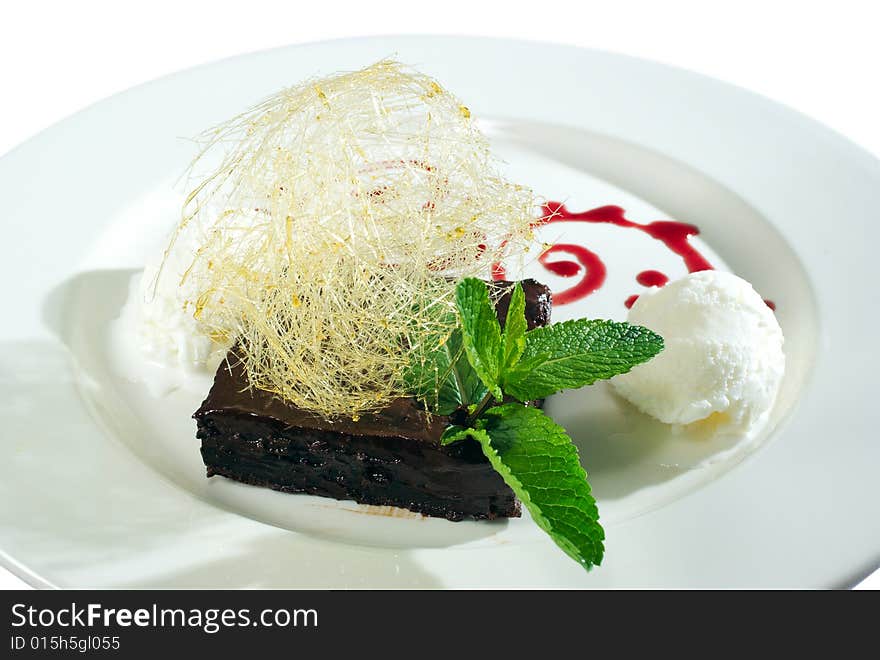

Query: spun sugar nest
[153,60,537,417]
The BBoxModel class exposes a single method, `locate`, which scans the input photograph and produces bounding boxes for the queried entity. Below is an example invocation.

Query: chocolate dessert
[195,279,551,521]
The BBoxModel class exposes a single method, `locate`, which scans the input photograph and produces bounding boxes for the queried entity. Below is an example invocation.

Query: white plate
[1,36,877,588]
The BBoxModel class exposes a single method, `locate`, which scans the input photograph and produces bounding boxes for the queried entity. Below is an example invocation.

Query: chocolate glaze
[197,359,448,443]
[194,279,552,521]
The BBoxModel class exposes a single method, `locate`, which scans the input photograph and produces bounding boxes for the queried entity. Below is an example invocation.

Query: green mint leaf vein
[455,278,503,400]
[502,319,664,402]
[459,404,604,570]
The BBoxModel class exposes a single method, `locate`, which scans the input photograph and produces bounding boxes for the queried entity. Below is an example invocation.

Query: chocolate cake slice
[194,279,551,521]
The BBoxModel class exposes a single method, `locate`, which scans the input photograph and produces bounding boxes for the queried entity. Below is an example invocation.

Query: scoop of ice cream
[611,270,784,430]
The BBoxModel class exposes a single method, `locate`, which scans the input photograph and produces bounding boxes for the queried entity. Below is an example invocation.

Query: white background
[1,0,877,589]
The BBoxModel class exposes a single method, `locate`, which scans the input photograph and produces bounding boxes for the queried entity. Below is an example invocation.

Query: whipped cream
[117,228,229,373]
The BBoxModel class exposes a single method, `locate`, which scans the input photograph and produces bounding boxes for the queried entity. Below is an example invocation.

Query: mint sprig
[433,278,663,571]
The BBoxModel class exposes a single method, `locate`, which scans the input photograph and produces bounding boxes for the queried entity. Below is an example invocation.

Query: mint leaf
[502,319,664,402]
[500,281,527,372]
[455,278,503,400]
[439,329,489,411]
[440,424,468,446]
[459,404,604,570]
[404,323,487,416]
